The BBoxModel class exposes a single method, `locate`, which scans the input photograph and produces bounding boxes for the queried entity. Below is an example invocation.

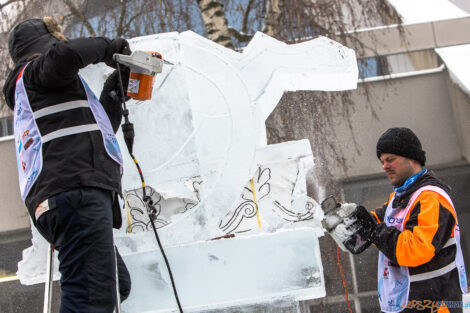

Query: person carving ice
[2,17,132,312]
[323,127,467,313]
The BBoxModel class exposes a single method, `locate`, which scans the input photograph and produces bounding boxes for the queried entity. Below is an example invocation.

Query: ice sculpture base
[121,228,324,313]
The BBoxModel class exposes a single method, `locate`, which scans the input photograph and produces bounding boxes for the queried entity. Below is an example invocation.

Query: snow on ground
[436,44,470,95]
[387,0,468,24]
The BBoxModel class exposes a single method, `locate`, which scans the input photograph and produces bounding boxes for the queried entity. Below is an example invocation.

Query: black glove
[100,67,131,119]
[103,67,131,103]
[105,38,131,68]
[342,205,377,254]
[354,205,378,242]
[343,233,371,254]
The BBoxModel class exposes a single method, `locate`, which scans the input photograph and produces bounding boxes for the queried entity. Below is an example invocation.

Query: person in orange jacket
[347,127,467,312]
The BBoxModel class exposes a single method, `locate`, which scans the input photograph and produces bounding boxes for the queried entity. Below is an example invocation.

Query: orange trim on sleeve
[395,191,445,267]
[370,211,381,223]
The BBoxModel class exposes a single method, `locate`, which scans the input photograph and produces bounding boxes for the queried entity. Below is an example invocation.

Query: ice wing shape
[85,30,357,245]
[238,32,358,123]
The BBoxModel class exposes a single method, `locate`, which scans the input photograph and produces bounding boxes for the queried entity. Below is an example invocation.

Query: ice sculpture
[17,31,358,312]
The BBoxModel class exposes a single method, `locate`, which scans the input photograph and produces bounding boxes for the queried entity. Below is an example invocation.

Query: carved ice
[17,31,358,312]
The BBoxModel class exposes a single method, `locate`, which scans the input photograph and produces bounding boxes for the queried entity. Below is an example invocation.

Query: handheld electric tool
[113,50,164,101]
[321,195,371,254]
[113,50,184,313]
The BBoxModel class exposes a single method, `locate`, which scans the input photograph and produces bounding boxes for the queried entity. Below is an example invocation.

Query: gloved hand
[322,200,375,254]
[354,205,378,242]
[100,67,131,117]
[105,38,131,68]
[341,205,378,254]
[103,67,131,103]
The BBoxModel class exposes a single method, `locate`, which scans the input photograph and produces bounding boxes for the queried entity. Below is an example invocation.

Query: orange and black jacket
[371,171,463,303]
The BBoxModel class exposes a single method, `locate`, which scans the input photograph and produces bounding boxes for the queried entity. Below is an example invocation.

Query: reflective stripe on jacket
[14,63,123,201]
[372,172,467,311]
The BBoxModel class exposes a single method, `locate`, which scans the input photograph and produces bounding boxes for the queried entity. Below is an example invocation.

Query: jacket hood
[4,17,67,109]
[8,18,59,65]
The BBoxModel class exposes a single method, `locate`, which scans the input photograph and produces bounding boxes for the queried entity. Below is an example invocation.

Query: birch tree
[196,0,233,49]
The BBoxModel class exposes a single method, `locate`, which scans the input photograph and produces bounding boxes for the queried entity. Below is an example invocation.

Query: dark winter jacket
[371,172,463,304]
[2,20,124,227]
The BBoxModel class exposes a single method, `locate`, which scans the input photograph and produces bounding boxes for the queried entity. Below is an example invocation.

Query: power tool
[113,50,164,101]
[113,51,184,312]
[321,195,371,254]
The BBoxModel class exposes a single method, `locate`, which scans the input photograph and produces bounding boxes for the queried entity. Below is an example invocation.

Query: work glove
[322,197,374,255]
[104,67,131,103]
[105,38,131,68]
[341,205,377,254]
[354,205,378,242]
[100,67,131,116]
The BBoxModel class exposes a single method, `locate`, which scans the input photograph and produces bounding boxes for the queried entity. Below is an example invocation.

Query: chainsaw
[321,195,371,254]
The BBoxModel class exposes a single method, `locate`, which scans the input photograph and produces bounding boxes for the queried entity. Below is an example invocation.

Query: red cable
[337,246,354,313]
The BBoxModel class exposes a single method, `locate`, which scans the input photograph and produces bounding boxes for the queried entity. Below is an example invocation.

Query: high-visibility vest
[378,185,468,313]
[13,63,123,200]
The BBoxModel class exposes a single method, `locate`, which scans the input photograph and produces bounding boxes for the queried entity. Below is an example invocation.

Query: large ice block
[121,228,324,313]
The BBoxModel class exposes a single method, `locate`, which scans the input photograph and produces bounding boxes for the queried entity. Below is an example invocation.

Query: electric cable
[116,62,184,313]
[337,246,353,313]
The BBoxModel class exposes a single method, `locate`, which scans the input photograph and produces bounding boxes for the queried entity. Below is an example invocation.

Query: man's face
[379,153,418,187]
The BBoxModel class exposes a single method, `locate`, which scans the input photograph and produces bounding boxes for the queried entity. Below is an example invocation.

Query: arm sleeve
[372,202,387,223]
[374,191,456,267]
[28,37,112,88]
[99,86,123,133]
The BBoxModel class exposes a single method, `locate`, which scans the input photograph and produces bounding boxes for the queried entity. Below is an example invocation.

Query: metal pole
[114,244,121,313]
[43,243,54,313]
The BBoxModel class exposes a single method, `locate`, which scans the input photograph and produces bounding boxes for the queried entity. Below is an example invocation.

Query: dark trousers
[36,187,131,313]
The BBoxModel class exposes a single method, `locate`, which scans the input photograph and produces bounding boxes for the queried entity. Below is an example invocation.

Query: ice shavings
[322,202,359,252]
[336,203,357,218]
[16,221,60,285]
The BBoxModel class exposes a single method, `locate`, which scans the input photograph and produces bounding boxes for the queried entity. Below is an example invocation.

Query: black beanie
[376,127,426,166]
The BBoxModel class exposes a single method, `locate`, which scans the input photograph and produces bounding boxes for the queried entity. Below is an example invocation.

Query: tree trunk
[263,0,281,37]
[63,0,96,37]
[196,0,234,49]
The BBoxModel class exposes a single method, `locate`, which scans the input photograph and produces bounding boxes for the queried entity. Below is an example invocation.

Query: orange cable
[337,246,354,313]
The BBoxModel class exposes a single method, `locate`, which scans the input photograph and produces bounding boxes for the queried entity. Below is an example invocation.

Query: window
[358,56,389,79]
[0,116,13,137]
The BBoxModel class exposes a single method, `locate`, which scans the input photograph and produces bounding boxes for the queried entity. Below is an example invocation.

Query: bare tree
[63,0,96,37]
[196,0,233,49]
[0,0,203,112]
[262,0,280,36]
[1,0,402,182]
